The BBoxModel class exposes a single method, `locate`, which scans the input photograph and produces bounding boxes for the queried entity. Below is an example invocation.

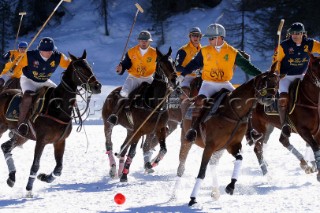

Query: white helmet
[203,23,226,38]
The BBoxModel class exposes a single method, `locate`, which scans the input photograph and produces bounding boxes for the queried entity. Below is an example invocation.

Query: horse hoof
[7,178,15,187]
[145,168,155,174]
[37,173,55,183]
[120,174,128,182]
[211,187,220,201]
[7,171,16,187]
[225,185,234,195]
[188,197,197,206]
[144,162,152,170]
[26,190,33,198]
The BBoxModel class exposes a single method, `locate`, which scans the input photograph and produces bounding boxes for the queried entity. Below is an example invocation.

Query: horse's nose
[91,82,102,94]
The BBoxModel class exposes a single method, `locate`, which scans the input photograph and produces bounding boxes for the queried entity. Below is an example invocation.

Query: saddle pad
[203,92,228,122]
[5,94,22,121]
[168,90,180,109]
[264,79,300,115]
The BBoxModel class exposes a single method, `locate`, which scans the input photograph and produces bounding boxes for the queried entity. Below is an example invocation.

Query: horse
[102,47,178,182]
[142,76,202,173]
[0,50,102,197]
[245,54,320,180]
[177,70,279,206]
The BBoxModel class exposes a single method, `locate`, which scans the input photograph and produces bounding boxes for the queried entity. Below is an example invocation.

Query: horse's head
[155,47,178,88]
[307,53,320,88]
[68,50,102,94]
[254,70,279,106]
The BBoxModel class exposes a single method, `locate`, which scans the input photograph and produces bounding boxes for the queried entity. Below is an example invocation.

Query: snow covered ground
[0,122,319,212]
[1,0,319,212]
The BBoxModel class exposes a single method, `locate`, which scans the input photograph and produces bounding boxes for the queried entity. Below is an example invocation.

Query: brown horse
[177,70,279,206]
[246,54,320,180]
[0,50,101,197]
[102,47,177,182]
[142,76,202,173]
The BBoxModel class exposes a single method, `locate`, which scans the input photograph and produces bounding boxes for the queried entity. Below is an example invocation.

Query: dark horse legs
[1,136,28,188]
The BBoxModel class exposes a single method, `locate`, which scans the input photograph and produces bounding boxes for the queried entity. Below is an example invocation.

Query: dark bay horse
[246,54,320,181]
[178,70,279,206]
[0,50,101,197]
[102,47,177,182]
[142,76,202,173]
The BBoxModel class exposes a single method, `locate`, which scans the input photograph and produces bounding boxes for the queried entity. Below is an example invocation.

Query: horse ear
[68,52,77,61]
[167,46,172,56]
[81,49,87,59]
[156,47,163,57]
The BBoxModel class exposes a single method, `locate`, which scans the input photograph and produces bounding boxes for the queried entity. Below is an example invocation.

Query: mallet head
[19,12,26,16]
[135,3,144,13]
[63,0,72,2]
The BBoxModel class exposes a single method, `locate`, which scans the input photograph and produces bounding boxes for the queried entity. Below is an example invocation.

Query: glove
[177,75,184,85]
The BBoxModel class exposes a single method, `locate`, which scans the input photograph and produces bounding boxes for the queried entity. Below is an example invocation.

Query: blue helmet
[38,37,56,51]
[18,41,28,48]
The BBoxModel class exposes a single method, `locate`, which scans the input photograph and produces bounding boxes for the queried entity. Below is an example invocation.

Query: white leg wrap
[5,155,16,172]
[190,178,203,198]
[210,165,219,188]
[231,160,242,180]
[304,146,315,162]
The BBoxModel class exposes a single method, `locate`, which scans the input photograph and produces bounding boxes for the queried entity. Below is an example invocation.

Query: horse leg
[26,142,46,197]
[104,121,117,178]
[254,140,268,176]
[225,143,243,196]
[189,146,214,206]
[280,136,312,173]
[209,149,224,201]
[300,131,320,178]
[143,133,157,173]
[304,143,317,172]
[150,127,167,168]
[177,128,192,177]
[1,138,18,187]
[38,140,65,183]
[120,142,138,182]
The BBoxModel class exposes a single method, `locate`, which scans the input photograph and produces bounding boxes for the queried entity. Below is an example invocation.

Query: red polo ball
[114,193,126,205]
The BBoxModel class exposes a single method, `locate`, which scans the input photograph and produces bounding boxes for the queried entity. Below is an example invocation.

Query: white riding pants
[279,74,304,93]
[120,74,153,98]
[20,75,57,93]
[198,80,235,97]
[180,75,196,88]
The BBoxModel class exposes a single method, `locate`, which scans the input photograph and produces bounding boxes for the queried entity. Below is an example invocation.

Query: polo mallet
[276,19,285,74]
[115,88,175,158]
[119,3,144,62]
[8,0,72,72]
[14,12,27,49]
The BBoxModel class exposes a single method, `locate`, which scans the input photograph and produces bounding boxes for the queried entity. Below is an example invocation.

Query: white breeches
[279,74,304,93]
[0,74,11,82]
[180,75,196,88]
[198,80,235,97]
[20,75,57,93]
[120,74,153,98]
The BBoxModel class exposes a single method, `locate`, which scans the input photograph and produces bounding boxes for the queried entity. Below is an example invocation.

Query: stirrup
[281,124,291,138]
[185,128,197,142]
[107,114,118,125]
[17,123,29,136]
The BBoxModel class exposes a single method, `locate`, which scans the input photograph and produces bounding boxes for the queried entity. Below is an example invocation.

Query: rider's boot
[278,92,291,138]
[185,95,207,142]
[17,91,34,136]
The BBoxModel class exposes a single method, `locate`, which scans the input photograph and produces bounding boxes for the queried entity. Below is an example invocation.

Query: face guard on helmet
[203,23,226,39]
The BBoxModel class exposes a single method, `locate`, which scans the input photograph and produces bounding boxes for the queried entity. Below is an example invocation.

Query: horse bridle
[155,56,177,88]
[254,72,278,99]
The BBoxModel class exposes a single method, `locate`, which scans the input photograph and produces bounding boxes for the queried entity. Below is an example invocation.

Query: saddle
[185,88,230,121]
[5,87,53,122]
[264,79,300,115]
